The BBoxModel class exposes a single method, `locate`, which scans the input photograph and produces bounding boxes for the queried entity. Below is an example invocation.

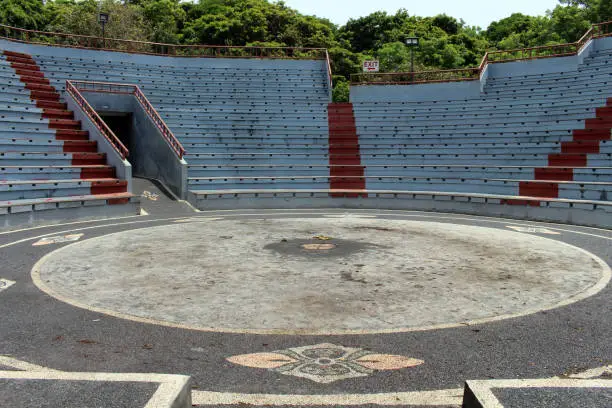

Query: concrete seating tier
[186,164,611,182]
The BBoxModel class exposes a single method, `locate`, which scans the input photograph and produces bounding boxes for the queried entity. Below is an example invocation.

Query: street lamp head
[406,37,419,47]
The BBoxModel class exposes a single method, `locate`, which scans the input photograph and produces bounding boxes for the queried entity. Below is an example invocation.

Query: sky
[282,0,562,29]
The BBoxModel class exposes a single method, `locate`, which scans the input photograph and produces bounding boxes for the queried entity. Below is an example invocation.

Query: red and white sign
[363,60,380,72]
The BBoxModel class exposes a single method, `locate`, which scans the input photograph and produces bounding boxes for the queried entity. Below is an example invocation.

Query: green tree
[0,0,46,29]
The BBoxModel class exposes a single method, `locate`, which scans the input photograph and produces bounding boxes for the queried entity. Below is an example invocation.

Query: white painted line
[561,365,612,379]
[0,356,57,372]
[32,234,84,247]
[0,279,15,294]
[173,217,222,223]
[0,370,191,408]
[466,378,612,408]
[506,226,561,235]
[0,214,145,236]
[323,214,378,219]
[192,388,463,406]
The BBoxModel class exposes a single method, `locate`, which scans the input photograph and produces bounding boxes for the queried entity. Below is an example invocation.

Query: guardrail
[68,80,186,159]
[0,24,327,60]
[325,49,333,90]
[351,67,479,85]
[65,80,129,160]
[352,20,612,85]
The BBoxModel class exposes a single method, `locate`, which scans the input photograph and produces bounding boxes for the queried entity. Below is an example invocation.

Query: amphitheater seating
[0,50,136,220]
[1,39,610,227]
[26,54,331,196]
[349,48,612,206]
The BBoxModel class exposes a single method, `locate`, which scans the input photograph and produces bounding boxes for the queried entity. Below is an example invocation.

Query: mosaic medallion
[227,343,424,383]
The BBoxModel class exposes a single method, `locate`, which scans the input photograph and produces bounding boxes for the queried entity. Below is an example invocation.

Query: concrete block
[34,203,58,211]
[84,199,107,207]
[10,205,33,214]
[434,195,453,201]
[573,203,596,211]
[548,201,570,209]
[58,201,83,209]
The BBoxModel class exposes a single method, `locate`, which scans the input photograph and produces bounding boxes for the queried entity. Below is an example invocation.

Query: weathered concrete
[34,216,609,334]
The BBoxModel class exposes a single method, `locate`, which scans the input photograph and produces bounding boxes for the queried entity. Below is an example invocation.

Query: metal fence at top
[0,24,327,60]
[352,20,612,86]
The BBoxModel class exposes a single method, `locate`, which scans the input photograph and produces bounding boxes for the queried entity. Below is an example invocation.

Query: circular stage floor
[33,215,609,335]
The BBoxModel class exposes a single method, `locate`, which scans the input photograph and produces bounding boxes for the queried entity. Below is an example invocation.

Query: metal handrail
[68,80,185,159]
[351,67,480,85]
[65,80,129,160]
[352,20,612,85]
[0,24,327,60]
[325,49,333,90]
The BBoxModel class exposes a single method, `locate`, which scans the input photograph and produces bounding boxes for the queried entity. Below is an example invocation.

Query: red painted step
[37,100,67,110]
[329,146,361,155]
[3,50,32,59]
[63,141,98,153]
[502,199,542,207]
[25,83,55,93]
[55,129,89,141]
[81,166,116,179]
[329,165,363,176]
[90,180,129,195]
[20,76,50,86]
[48,119,81,130]
[42,109,74,120]
[584,118,612,129]
[595,106,612,117]
[328,102,366,197]
[15,69,44,78]
[561,141,600,154]
[30,90,60,101]
[108,197,131,205]
[72,153,107,165]
[7,57,37,66]
[519,181,559,198]
[548,154,588,167]
[10,62,40,71]
[534,167,574,181]
[573,129,611,141]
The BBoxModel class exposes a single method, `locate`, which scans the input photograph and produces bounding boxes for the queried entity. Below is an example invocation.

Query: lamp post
[405,36,419,82]
[98,12,109,48]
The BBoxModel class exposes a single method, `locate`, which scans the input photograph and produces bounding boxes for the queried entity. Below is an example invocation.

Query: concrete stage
[33,216,608,335]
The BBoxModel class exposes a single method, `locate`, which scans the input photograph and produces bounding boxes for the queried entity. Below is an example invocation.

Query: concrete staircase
[327,103,366,197]
[0,50,137,226]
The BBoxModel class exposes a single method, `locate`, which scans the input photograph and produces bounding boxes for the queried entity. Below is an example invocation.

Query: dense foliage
[0,0,608,100]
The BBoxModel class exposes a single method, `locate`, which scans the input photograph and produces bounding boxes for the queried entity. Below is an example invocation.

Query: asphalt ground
[0,182,610,407]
